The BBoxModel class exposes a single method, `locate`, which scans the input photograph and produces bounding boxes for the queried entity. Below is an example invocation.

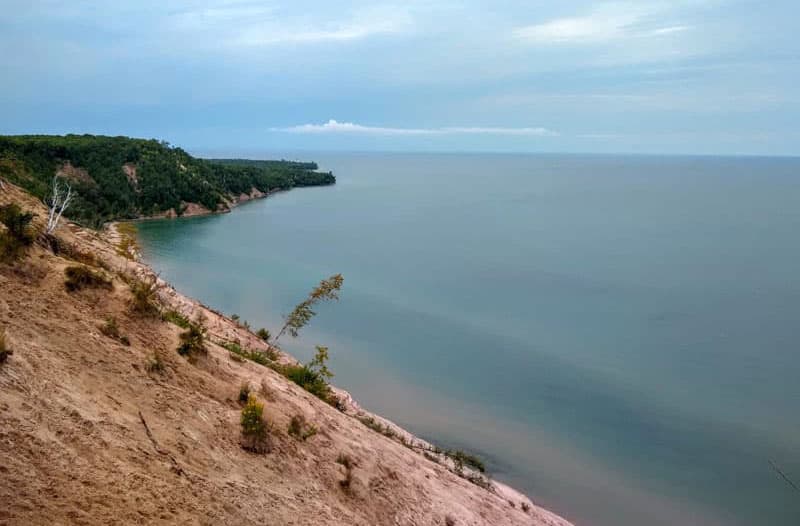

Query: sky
[0,0,798,155]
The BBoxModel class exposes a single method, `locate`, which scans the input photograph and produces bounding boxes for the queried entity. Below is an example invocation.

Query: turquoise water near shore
[136,152,800,526]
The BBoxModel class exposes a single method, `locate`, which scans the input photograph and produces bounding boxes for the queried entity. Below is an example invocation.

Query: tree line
[0,134,335,227]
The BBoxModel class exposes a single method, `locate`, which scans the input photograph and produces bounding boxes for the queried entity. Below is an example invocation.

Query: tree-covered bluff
[0,134,334,227]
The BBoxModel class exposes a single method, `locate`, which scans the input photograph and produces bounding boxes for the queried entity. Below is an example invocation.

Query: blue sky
[1,0,797,155]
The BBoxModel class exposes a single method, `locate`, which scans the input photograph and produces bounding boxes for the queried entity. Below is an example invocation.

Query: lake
[136,152,800,526]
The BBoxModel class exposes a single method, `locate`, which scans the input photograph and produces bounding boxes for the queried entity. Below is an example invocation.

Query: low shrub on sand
[0,329,12,364]
[288,414,318,441]
[64,265,112,292]
[0,204,36,263]
[177,321,206,359]
[240,395,269,453]
[99,317,130,346]
[336,453,356,491]
[129,276,159,317]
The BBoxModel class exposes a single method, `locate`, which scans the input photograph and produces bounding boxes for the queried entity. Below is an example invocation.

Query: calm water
[136,153,800,526]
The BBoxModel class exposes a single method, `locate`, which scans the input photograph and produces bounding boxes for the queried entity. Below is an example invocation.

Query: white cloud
[273,120,558,136]
[649,25,690,36]
[513,4,691,45]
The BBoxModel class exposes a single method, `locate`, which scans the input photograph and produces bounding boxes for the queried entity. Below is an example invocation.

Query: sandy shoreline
[107,218,562,517]
[1,179,573,525]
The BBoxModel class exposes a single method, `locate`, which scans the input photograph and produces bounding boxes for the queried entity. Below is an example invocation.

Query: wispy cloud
[171,4,414,48]
[273,120,558,136]
[513,3,690,45]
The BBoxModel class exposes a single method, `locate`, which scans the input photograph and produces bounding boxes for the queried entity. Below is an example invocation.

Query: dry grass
[115,222,139,260]
[336,453,356,492]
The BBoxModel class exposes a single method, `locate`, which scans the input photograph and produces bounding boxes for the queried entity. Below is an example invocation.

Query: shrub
[221,340,273,366]
[177,322,206,358]
[129,275,159,316]
[64,265,112,292]
[279,345,336,404]
[145,352,165,374]
[240,394,269,453]
[521,502,531,513]
[99,317,130,346]
[283,363,330,399]
[264,347,279,362]
[358,415,397,439]
[256,328,270,341]
[238,382,251,404]
[0,204,36,262]
[445,449,486,473]
[0,329,12,364]
[465,472,492,490]
[288,414,318,441]
[162,309,190,328]
[424,452,440,464]
[336,453,356,491]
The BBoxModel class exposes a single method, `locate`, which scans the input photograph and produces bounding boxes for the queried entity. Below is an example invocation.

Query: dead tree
[45,176,73,234]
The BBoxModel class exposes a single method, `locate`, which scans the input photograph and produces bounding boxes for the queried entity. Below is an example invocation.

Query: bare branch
[769,459,800,493]
[45,176,73,234]
[139,410,185,476]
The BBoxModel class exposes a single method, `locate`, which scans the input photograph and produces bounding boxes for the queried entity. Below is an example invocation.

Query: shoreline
[107,219,564,519]
[104,212,572,524]
[128,186,299,223]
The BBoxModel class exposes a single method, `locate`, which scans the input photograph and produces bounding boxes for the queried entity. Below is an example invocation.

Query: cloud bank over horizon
[275,120,558,137]
[0,0,797,155]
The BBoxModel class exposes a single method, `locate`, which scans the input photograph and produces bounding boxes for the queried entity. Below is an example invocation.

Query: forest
[0,135,335,227]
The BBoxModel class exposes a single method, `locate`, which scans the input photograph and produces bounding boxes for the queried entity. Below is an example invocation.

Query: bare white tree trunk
[45,176,73,234]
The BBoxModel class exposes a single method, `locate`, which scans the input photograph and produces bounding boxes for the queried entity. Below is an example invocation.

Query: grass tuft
[288,414,318,441]
[99,317,130,346]
[162,309,190,328]
[145,352,165,374]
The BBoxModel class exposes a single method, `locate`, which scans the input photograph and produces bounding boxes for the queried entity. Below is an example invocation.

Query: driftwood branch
[138,410,185,477]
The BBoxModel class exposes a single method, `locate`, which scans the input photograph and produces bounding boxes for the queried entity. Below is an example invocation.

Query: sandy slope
[0,182,573,526]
